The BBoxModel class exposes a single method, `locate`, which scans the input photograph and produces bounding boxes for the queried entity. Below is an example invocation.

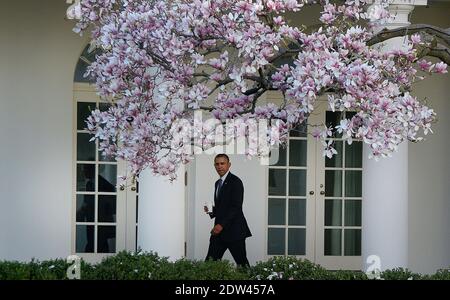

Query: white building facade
[0,0,449,275]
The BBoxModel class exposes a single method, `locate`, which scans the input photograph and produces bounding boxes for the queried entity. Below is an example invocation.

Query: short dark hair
[214,153,230,162]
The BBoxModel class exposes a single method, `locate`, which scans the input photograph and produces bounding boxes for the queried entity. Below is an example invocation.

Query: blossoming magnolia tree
[68,0,448,180]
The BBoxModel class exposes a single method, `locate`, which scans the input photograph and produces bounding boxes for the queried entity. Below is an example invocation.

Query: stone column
[362,2,425,272]
[137,166,185,261]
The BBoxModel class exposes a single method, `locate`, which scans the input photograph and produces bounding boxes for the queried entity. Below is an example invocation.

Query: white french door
[267,118,316,260]
[72,83,138,263]
[267,101,363,270]
[313,102,363,270]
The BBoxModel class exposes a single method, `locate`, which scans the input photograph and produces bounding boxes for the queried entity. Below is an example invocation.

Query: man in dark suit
[204,154,252,267]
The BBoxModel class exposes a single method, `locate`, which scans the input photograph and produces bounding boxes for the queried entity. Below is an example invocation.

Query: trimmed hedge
[0,251,449,280]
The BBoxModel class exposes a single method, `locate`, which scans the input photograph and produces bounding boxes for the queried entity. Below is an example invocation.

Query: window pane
[345,200,361,226]
[268,198,286,225]
[289,140,307,167]
[325,141,342,167]
[289,122,307,137]
[96,104,115,161]
[99,102,111,112]
[345,111,356,119]
[345,170,362,197]
[77,102,96,130]
[76,225,94,253]
[77,133,96,161]
[288,199,306,226]
[270,147,286,167]
[98,195,117,223]
[325,229,342,256]
[325,170,342,197]
[98,226,116,253]
[269,169,286,196]
[345,141,362,168]
[77,164,95,192]
[98,150,116,162]
[288,228,306,255]
[98,164,117,192]
[268,228,285,255]
[325,199,342,226]
[326,111,342,138]
[344,229,361,256]
[76,194,95,222]
[289,169,306,197]
[74,46,102,83]
[74,59,91,83]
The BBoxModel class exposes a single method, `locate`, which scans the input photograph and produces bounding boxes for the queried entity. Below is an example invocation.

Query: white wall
[408,3,450,274]
[0,0,88,261]
[190,153,266,265]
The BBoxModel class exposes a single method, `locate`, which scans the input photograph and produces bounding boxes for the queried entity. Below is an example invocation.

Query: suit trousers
[205,236,250,267]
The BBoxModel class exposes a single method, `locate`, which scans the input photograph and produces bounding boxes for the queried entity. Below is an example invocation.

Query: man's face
[214,157,231,177]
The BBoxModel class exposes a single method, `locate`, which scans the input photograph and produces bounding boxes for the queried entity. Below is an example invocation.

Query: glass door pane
[267,119,311,259]
[316,109,363,270]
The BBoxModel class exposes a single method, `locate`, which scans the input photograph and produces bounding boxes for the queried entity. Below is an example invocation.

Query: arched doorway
[71,44,139,263]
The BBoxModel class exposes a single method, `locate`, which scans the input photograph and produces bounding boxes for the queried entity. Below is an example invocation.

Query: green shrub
[329,270,368,280]
[429,268,450,280]
[0,252,449,280]
[90,250,172,280]
[90,252,250,280]
[379,267,422,280]
[0,258,72,280]
[0,261,31,280]
[249,256,331,280]
[29,259,71,280]
[169,258,251,280]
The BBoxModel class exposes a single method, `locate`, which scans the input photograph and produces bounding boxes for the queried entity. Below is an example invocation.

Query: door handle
[131,186,136,191]
[320,191,325,195]
[309,191,314,195]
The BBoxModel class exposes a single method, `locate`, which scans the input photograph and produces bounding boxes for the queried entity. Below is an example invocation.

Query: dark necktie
[216,179,223,198]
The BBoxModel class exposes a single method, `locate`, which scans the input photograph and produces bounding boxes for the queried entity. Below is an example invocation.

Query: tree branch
[367,24,450,47]
[243,88,266,114]
[147,50,175,73]
[268,48,300,64]
[199,106,214,111]
[208,78,234,96]
[418,46,450,65]
[367,24,450,65]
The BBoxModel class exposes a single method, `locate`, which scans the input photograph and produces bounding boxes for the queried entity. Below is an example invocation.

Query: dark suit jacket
[209,172,252,242]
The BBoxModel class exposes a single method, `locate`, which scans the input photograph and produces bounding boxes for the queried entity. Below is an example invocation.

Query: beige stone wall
[0,0,88,260]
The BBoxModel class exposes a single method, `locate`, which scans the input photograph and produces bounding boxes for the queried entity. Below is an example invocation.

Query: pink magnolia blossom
[410,34,421,45]
[434,62,448,74]
[418,59,433,72]
[69,0,444,179]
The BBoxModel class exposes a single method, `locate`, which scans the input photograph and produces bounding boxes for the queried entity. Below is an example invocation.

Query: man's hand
[211,224,223,236]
